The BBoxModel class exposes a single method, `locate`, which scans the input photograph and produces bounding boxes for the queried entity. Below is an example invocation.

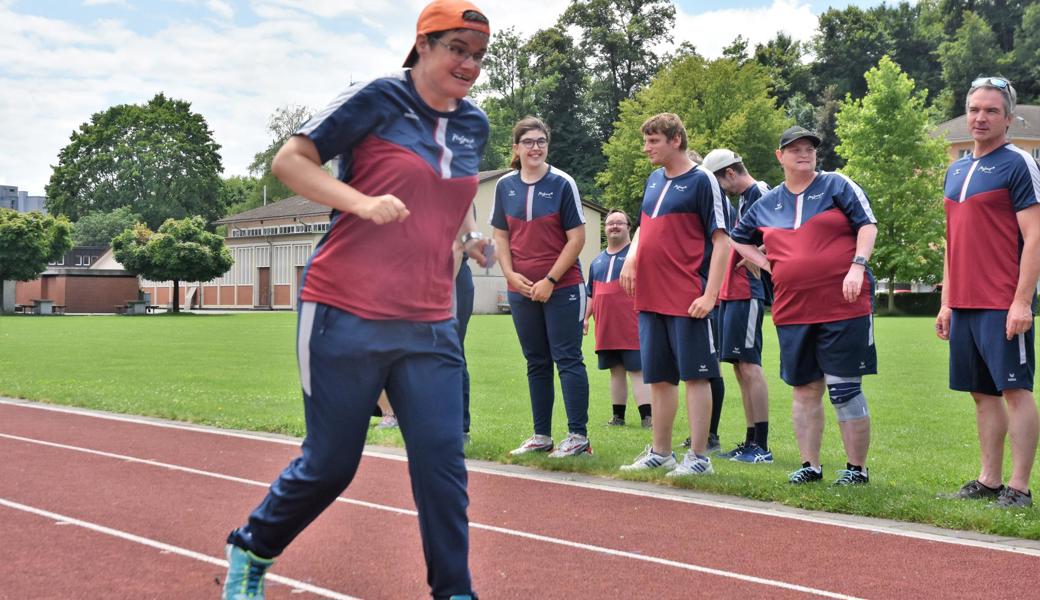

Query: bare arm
[583,285,594,335]
[731,240,770,272]
[689,230,731,318]
[493,227,532,297]
[1007,204,1040,339]
[936,243,952,340]
[842,223,878,303]
[531,225,586,302]
[272,136,409,224]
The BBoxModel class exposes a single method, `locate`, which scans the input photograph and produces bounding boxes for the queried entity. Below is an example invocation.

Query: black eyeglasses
[429,37,485,66]
[518,138,548,149]
[971,77,1010,90]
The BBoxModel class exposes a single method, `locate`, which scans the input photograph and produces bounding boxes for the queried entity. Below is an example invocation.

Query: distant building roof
[933,104,1040,143]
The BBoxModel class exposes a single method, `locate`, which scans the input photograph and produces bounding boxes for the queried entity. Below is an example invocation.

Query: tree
[248,104,312,206]
[1011,3,1040,103]
[812,6,895,100]
[753,33,814,110]
[0,209,73,313]
[72,206,142,247]
[835,56,948,312]
[598,55,789,217]
[937,11,1009,118]
[561,0,676,141]
[221,175,263,217]
[475,27,540,170]
[814,85,844,171]
[111,216,232,314]
[46,93,224,229]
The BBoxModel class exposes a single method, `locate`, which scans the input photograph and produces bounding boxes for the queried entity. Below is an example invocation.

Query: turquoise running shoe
[223,544,274,600]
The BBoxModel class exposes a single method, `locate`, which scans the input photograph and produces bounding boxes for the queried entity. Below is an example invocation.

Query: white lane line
[4,398,1038,558]
[0,432,859,599]
[0,497,359,600]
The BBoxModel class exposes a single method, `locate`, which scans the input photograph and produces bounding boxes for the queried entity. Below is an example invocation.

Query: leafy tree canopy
[0,209,73,293]
[111,216,232,313]
[72,206,141,247]
[46,93,224,229]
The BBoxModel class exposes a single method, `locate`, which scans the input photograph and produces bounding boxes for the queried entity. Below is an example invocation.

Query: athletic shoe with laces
[717,442,749,460]
[938,479,1004,500]
[731,443,773,464]
[680,436,691,448]
[641,415,653,429]
[833,468,869,485]
[788,463,823,484]
[666,452,714,477]
[606,415,626,426]
[989,486,1033,508]
[223,544,274,600]
[619,444,677,471]
[509,434,553,456]
[549,433,592,457]
[706,433,721,454]
[375,415,398,429]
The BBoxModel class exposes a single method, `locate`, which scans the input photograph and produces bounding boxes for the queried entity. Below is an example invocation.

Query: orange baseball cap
[403,0,490,67]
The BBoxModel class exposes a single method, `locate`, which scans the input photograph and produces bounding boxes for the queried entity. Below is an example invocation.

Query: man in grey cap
[729,126,879,485]
[703,148,773,463]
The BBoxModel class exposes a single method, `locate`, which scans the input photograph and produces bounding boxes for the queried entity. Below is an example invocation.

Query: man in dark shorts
[936,76,1040,508]
[584,209,651,428]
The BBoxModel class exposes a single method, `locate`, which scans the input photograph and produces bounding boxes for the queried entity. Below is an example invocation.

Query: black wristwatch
[851,255,868,267]
[546,275,559,285]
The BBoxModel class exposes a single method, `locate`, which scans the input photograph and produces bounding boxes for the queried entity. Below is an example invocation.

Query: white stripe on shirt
[651,181,672,218]
[1007,144,1040,205]
[834,172,877,223]
[434,117,453,179]
[553,166,587,224]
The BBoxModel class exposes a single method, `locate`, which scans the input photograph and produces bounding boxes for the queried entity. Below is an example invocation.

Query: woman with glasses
[221,2,490,599]
[491,116,592,458]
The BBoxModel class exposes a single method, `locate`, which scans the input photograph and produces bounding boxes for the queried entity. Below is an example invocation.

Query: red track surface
[1,399,1038,599]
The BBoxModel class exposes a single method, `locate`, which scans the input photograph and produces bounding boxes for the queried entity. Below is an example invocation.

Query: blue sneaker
[731,443,773,464]
[223,544,274,600]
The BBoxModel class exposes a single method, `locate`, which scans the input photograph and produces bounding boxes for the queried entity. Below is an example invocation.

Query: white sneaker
[509,434,554,456]
[666,452,715,477]
[549,433,592,457]
[619,444,677,471]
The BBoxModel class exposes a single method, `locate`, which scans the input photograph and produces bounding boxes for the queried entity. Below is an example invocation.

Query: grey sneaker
[640,415,652,429]
[548,433,592,457]
[833,468,869,485]
[706,433,721,454]
[939,479,1003,500]
[989,486,1032,508]
[509,434,553,455]
[375,415,398,429]
[606,415,626,426]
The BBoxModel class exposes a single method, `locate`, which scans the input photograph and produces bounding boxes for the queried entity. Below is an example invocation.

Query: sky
[0,0,895,196]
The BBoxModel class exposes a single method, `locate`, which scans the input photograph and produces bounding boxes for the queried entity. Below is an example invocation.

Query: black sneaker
[681,436,691,448]
[717,442,749,460]
[989,486,1033,509]
[834,468,869,486]
[707,433,721,454]
[789,462,823,484]
[939,479,1003,500]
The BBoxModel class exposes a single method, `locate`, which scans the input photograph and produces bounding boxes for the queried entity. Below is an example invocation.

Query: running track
[2,398,1038,599]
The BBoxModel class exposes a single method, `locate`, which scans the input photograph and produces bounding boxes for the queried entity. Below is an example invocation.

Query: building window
[958,149,970,158]
[1032,147,1040,161]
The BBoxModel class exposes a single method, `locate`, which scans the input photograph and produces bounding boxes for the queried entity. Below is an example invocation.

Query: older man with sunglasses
[936,76,1040,508]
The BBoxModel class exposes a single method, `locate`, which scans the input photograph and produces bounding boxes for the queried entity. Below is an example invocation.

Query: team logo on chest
[673,184,688,192]
[404,109,420,121]
[451,133,475,148]
[538,191,554,199]
[978,166,995,174]
[508,189,517,197]
[807,193,824,201]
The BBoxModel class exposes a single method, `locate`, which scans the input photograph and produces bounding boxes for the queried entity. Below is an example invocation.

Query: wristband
[546,275,559,285]
[851,255,868,267]
[460,231,484,245]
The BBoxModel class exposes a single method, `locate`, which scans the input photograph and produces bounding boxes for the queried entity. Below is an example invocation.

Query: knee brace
[825,374,869,421]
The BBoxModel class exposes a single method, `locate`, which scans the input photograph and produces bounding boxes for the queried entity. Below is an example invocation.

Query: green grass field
[1,311,1038,539]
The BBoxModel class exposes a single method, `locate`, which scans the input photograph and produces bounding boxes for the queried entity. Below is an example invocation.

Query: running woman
[491,116,592,459]
[221,2,491,599]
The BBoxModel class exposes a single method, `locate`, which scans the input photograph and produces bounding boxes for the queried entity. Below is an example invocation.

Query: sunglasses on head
[971,77,1010,90]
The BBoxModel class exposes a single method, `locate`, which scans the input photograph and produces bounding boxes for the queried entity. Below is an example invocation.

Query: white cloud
[674,0,818,59]
[206,0,234,20]
[83,0,130,6]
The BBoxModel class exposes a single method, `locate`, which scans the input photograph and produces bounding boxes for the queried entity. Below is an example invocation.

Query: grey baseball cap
[778,126,821,149]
